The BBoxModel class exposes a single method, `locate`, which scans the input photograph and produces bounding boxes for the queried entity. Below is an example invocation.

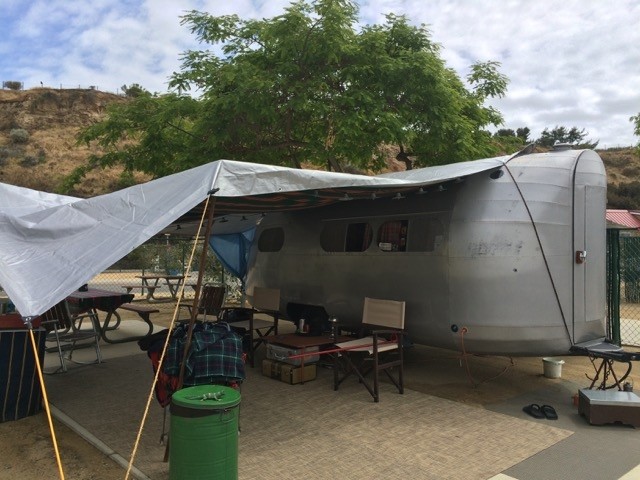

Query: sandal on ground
[540,404,558,420]
[522,403,545,419]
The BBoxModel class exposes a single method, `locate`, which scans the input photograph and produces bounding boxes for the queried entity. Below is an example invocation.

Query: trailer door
[573,162,607,342]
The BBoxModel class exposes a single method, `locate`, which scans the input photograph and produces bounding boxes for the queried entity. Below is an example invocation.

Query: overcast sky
[1,0,639,148]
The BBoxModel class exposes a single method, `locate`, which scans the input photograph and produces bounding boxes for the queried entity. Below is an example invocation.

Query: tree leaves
[74,0,509,183]
[537,126,599,149]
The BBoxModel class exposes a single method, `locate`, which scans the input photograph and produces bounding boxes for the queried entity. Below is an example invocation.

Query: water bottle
[329,316,338,340]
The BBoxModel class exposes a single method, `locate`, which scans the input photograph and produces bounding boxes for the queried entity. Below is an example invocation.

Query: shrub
[9,128,29,144]
[2,81,23,90]
[0,146,21,159]
[20,155,39,167]
[608,182,640,210]
[30,91,60,112]
[622,166,640,177]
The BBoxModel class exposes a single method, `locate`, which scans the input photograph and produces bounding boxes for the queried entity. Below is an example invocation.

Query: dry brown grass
[600,148,640,185]
[0,87,144,196]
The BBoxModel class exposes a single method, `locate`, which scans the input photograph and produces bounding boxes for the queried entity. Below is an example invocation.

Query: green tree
[75,0,508,182]
[120,83,149,98]
[536,126,599,149]
[516,127,530,143]
[492,128,527,153]
[495,128,516,137]
[74,92,201,179]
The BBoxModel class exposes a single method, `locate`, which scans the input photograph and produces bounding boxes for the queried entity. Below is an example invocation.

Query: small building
[606,209,640,236]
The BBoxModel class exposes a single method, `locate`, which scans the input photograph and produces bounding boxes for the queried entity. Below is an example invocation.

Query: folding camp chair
[218,286,280,367]
[333,297,405,402]
[179,284,226,322]
[41,300,103,373]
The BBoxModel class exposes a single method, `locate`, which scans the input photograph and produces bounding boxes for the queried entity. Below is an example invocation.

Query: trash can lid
[172,385,241,410]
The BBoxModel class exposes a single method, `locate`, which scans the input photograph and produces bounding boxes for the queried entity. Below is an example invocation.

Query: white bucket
[542,357,565,378]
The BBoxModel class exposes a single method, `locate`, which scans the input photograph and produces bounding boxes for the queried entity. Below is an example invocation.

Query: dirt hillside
[0,87,140,197]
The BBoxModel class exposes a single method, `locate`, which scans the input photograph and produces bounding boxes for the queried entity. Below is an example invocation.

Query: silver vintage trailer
[244,148,607,356]
[0,148,606,357]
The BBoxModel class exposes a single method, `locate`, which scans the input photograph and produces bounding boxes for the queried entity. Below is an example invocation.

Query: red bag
[0,314,41,330]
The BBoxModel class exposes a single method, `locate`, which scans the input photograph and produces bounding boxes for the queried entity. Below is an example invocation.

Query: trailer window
[377,220,408,252]
[407,218,444,252]
[320,223,346,252]
[345,223,372,252]
[320,222,372,252]
[258,227,284,252]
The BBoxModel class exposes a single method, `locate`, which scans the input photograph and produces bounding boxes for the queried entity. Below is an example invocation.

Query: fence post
[607,228,621,345]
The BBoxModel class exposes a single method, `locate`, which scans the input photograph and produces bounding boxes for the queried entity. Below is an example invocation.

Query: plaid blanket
[164,322,245,386]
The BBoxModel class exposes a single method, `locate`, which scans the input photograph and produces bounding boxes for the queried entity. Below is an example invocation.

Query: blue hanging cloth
[209,227,256,282]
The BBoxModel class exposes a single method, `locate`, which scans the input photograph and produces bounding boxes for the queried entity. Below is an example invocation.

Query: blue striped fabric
[0,328,46,422]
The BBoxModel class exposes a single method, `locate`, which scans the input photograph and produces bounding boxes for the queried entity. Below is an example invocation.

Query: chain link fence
[619,235,640,346]
[84,235,243,304]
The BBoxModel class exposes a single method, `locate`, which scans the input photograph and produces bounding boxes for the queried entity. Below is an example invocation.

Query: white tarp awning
[0,156,507,318]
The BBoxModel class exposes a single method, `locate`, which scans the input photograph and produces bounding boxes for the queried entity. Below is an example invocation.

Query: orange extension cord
[458,327,514,387]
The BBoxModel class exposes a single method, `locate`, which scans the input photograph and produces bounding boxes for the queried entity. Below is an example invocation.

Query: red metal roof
[606,209,640,229]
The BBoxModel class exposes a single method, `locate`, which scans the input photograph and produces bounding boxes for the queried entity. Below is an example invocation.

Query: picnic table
[67,288,155,344]
[126,274,188,301]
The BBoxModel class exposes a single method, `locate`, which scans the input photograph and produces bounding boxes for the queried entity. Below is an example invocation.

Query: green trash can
[169,385,241,480]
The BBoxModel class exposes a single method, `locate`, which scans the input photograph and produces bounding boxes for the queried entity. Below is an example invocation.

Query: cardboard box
[266,343,319,366]
[262,359,317,384]
[262,358,283,379]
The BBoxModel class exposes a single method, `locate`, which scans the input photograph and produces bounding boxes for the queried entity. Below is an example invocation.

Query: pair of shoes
[522,403,558,420]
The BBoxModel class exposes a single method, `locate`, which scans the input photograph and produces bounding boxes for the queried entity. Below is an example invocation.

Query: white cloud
[1,0,638,146]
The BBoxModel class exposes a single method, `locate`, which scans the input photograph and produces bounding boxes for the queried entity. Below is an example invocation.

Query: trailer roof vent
[552,142,572,151]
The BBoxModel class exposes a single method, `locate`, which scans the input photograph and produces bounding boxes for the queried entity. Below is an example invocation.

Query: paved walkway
[43,320,640,480]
